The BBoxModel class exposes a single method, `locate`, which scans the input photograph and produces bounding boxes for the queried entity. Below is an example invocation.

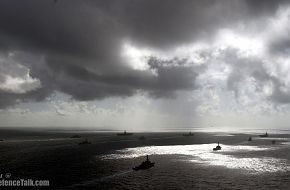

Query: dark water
[0,129,289,189]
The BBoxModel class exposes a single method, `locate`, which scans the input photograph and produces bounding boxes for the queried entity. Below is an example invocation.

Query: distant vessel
[248,137,252,141]
[78,138,91,145]
[117,130,133,136]
[138,136,146,140]
[70,134,81,138]
[213,142,222,151]
[259,132,268,138]
[182,132,194,137]
[133,155,155,171]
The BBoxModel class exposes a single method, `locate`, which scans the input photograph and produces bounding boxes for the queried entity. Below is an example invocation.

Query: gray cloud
[0,0,289,108]
[220,47,290,105]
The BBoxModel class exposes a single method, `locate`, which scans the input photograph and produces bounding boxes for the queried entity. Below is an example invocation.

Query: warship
[133,155,155,171]
[78,138,91,145]
[117,130,133,136]
[213,142,222,151]
[182,131,194,137]
[259,132,268,137]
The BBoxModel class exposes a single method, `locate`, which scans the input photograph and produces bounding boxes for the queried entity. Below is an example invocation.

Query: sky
[1,0,290,130]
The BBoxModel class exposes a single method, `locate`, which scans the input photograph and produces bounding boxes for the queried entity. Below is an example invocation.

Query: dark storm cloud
[268,35,290,56]
[244,0,288,16]
[46,56,199,100]
[0,0,288,108]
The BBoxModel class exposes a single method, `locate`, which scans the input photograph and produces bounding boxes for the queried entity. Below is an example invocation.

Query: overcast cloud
[1,0,290,129]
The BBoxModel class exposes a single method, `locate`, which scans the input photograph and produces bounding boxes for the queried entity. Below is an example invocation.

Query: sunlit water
[103,143,290,174]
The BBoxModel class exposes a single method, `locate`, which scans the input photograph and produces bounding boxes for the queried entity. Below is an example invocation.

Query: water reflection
[213,134,235,137]
[254,137,290,141]
[103,144,290,174]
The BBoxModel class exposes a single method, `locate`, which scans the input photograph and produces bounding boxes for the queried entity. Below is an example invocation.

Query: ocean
[0,128,289,189]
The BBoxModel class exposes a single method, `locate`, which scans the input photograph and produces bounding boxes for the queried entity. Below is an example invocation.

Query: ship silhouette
[78,138,91,145]
[71,134,81,138]
[117,130,133,136]
[182,131,194,137]
[133,155,155,171]
[259,132,268,137]
[138,136,146,140]
[213,142,222,151]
